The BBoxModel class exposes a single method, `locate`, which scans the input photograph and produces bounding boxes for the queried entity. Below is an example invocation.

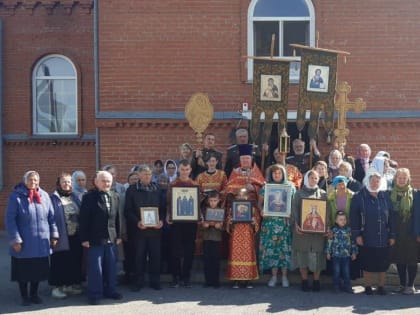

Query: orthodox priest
[224,144,265,288]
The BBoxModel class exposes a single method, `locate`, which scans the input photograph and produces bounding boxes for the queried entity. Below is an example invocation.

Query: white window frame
[247,0,316,82]
[32,54,78,135]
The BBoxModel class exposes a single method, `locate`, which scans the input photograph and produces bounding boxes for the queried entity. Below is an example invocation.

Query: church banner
[251,59,290,145]
[295,47,338,140]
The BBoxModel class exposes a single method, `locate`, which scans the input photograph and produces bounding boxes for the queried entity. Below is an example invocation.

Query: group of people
[5,128,420,307]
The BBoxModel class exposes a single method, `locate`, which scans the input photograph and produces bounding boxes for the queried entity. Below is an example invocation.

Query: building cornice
[3,134,96,146]
[96,120,235,129]
[0,0,93,15]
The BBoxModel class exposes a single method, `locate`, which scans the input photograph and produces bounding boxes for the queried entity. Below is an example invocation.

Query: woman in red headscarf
[5,171,59,306]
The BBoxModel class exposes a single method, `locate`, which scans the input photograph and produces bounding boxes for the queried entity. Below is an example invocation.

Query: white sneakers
[267,276,277,287]
[281,275,290,288]
[268,275,289,288]
[63,285,83,295]
[52,285,83,298]
[51,287,67,299]
[394,285,416,295]
[403,286,416,295]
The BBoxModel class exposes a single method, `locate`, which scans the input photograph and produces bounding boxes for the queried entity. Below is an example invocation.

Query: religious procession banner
[292,44,340,140]
[251,59,290,145]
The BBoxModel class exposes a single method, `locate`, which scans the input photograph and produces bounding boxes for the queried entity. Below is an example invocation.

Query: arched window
[32,55,78,135]
[247,0,315,82]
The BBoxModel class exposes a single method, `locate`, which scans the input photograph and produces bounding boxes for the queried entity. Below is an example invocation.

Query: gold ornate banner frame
[251,59,290,145]
[296,49,338,139]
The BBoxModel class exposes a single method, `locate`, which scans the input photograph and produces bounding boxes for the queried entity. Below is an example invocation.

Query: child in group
[201,190,224,288]
[325,211,358,293]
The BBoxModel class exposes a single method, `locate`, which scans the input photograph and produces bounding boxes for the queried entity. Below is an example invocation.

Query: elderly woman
[292,170,330,292]
[266,147,303,189]
[258,164,295,288]
[390,168,420,295]
[327,149,343,181]
[49,172,83,298]
[72,170,87,202]
[5,171,59,306]
[338,161,362,193]
[370,157,392,191]
[350,170,395,295]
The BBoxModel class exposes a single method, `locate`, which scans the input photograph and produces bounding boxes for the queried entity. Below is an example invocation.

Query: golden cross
[333,81,366,153]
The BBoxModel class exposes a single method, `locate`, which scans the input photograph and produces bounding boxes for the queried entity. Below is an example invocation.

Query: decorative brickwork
[0,0,93,15]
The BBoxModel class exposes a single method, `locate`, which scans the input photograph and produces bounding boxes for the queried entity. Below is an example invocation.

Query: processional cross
[333,81,366,153]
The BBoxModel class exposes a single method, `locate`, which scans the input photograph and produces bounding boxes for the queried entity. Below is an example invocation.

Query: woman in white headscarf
[327,149,343,181]
[71,170,87,202]
[367,157,392,191]
[291,170,330,292]
[350,170,396,295]
[164,159,178,183]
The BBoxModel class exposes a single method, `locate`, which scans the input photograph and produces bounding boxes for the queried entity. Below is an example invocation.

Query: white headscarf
[363,168,384,193]
[164,159,178,183]
[328,149,343,170]
[303,170,319,189]
[370,156,386,175]
[374,150,391,159]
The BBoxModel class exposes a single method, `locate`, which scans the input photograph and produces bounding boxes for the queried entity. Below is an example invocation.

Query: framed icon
[205,207,225,222]
[306,64,329,93]
[231,201,252,223]
[260,74,281,101]
[140,207,159,227]
[171,186,199,222]
[300,198,327,233]
[263,183,293,217]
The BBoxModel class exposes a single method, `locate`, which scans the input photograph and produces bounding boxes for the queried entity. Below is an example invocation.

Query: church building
[0,0,419,228]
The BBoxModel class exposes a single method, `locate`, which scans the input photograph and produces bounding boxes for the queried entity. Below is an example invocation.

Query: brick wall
[313,0,420,110]
[0,3,95,229]
[96,0,420,182]
[98,0,420,112]
[97,120,239,178]
[2,0,420,230]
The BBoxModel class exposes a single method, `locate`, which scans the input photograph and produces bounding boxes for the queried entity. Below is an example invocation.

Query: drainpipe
[94,0,100,169]
[0,19,3,191]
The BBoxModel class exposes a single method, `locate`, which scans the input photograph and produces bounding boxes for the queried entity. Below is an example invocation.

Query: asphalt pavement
[0,231,419,315]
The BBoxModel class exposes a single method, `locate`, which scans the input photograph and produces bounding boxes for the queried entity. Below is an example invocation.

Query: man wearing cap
[191,133,223,179]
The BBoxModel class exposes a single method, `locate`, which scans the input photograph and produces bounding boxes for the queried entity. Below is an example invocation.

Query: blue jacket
[5,183,59,258]
[325,225,358,258]
[350,187,396,248]
[50,191,81,252]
